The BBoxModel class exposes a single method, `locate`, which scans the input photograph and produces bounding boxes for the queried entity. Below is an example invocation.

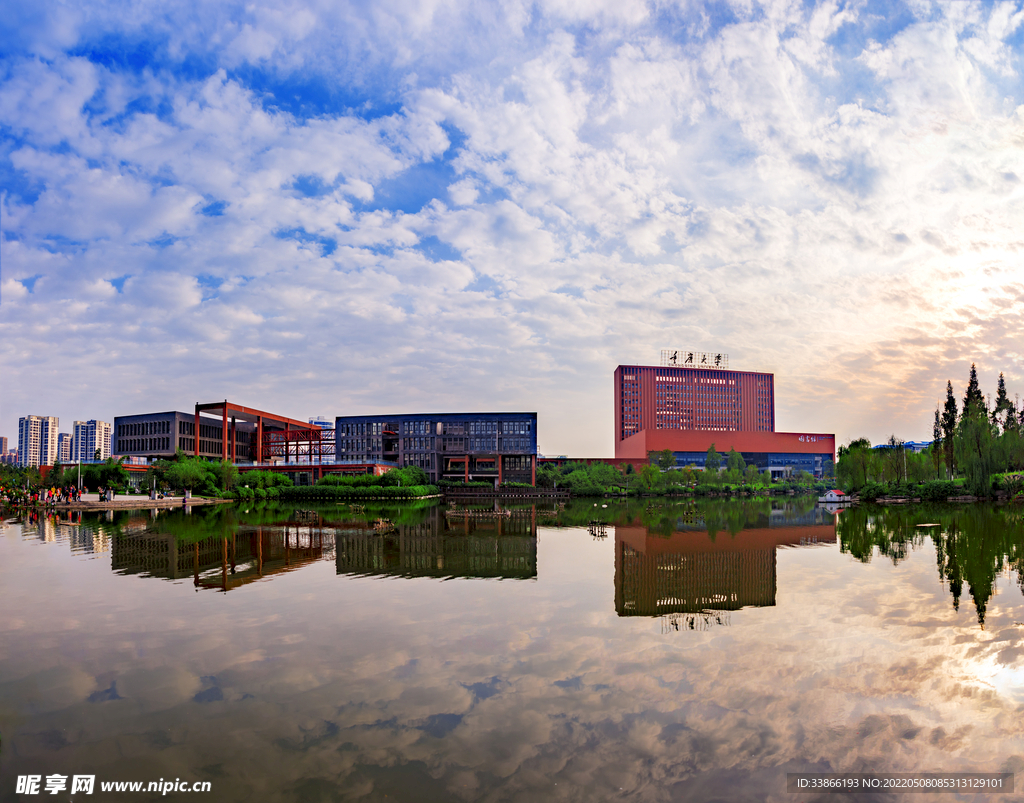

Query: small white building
[818,489,848,503]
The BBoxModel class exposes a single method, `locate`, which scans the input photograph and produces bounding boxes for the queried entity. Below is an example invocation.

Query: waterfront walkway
[50,494,232,511]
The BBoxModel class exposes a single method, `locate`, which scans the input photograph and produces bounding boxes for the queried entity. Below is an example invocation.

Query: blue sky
[3,0,1024,454]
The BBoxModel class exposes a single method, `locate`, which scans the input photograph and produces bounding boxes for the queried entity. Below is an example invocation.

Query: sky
[2,0,1024,456]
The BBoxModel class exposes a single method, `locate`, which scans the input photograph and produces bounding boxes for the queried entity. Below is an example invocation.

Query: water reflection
[837,504,1024,626]
[112,522,336,591]
[4,499,1024,800]
[615,505,836,620]
[337,507,537,580]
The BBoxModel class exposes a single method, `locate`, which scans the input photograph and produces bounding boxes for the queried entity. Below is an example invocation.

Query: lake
[2,498,1023,801]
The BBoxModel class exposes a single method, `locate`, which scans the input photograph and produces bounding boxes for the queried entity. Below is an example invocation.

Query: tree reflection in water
[837,504,1024,626]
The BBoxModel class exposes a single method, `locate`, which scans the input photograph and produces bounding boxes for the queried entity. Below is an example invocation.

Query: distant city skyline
[2,1,1023,455]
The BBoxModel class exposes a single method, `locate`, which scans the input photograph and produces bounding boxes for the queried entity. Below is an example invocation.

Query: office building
[58,433,72,463]
[114,411,255,461]
[614,354,834,477]
[72,420,112,462]
[0,436,7,455]
[18,415,59,467]
[615,360,775,443]
[336,412,538,485]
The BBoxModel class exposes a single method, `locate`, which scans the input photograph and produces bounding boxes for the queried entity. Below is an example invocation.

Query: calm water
[2,499,1024,802]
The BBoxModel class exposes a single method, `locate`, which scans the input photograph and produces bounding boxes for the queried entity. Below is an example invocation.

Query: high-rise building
[72,420,113,462]
[614,354,834,477]
[18,415,59,467]
[58,433,73,463]
[0,436,7,455]
[614,362,775,445]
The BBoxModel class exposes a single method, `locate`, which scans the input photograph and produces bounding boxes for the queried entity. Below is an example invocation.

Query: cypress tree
[932,407,943,476]
[941,381,957,478]
[992,372,1013,426]
[963,363,985,417]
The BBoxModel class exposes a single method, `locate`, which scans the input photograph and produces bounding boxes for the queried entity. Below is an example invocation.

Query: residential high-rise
[18,415,59,467]
[58,433,73,463]
[0,436,7,455]
[72,420,113,462]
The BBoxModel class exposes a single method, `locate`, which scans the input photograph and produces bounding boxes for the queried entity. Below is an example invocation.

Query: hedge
[262,484,439,501]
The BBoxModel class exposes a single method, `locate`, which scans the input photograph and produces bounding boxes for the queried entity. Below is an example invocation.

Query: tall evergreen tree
[941,381,958,478]
[932,407,943,476]
[963,363,985,417]
[992,372,1013,428]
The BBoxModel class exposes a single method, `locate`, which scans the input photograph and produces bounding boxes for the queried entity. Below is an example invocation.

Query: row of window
[118,437,170,452]
[119,420,170,437]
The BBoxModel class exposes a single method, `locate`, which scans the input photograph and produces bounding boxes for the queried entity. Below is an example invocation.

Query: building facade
[615,364,775,444]
[335,412,538,485]
[113,412,256,462]
[18,415,59,467]
[613,363,834,477]
[0,436,7,455]
[72,420,112,462]
[58,433,72,463]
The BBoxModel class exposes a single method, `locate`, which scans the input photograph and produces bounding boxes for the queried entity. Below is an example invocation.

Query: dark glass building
[335,412,537,485]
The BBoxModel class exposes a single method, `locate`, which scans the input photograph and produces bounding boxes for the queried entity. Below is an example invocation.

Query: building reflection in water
[336,506,537,580]
[112,518,334,592]
[17,509,113,556]
[105,505,538,591]
[615,506,837,625]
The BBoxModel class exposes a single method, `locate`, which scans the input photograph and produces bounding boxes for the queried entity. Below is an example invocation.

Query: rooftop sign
[660,350,728,369]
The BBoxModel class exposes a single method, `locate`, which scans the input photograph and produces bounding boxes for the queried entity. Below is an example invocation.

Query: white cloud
[3,1,1024,451]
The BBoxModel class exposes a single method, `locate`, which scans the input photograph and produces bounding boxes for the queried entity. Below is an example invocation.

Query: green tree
[932,407,943,477]
[726,448,745,473]
[941,381,958,478]
[649,449,674,471]
[638,463,660,490]
[884,435,906,485]
[705,444,721,475]
[963,363,985,417]
[992,372,1014,430]
[837,438,871,491]
[956,410,995,497]
[167,458,214,493]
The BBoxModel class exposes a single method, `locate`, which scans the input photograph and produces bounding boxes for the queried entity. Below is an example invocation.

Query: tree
[884,435,906,485]
[705,444,721,475]
[726,448,745,473]
[963,363,985,418]
[649,449,674,471]
[941,381,958,478]
[956,408,995,497]
[638,463,660,490]
[992,372,1014,429]
[932,407,943,477]
[837,438,872,491]
[166,458,214,493]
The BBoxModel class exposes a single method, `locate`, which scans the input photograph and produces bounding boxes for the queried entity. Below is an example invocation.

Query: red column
[193,408,200,457]
[465,455,469,483]
[498,456,503,486]
[221,402,228,461]
[231,417,236,463]
[256,416,263,464]
[531,454,536,486]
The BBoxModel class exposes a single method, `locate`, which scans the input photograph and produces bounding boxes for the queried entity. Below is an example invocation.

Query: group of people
[0,483,88,509]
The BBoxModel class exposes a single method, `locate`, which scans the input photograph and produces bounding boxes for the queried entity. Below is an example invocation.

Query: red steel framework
[193,401,335,464]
